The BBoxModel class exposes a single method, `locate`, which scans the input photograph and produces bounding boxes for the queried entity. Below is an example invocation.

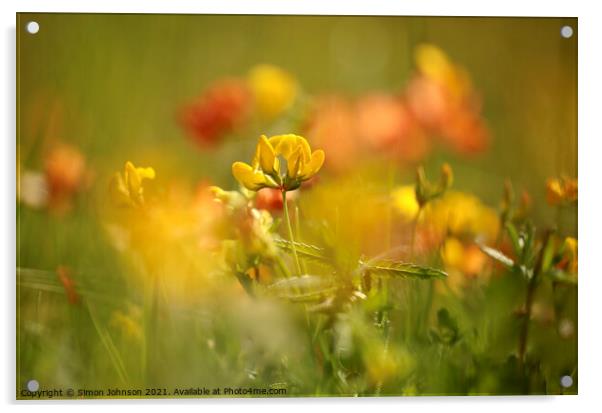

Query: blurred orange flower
[179,79,251,148]
[356,94,430,162]
[254,187,298,212]
[441,238,488,277]
[545,176,577,206]
[303,95,360,173]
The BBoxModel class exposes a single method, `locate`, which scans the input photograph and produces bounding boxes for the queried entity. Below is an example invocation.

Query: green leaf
[478,244,515,268]
[360,259,447,280]
[267,275,339,302]
[541,235,557,273]
[17,267,121,304]
[520,221,536,265]
[274,238,331,265]
[505,222,521,256]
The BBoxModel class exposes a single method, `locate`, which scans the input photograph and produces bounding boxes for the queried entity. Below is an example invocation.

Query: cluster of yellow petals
[232,134,325,192]
[110,161,156,207]
[392,186,499,243]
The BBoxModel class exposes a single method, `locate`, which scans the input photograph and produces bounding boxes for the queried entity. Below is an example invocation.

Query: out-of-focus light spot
[560,25,573,39]
[26,21,40,34]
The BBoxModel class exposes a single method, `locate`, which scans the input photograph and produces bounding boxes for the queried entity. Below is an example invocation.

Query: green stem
[518,276,536,368]
[517,231,550,374]
[282,190,302,275]
[143,271,159,385]
[375,280,391,396]
[295,204,309,275]
[274,254,292,279]
[410,206,423,257]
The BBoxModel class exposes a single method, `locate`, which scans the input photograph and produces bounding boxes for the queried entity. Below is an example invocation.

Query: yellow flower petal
[298,136,312,163]
[269,134,296,159]
[267,134,305,159]
[257,135,276,174]
[232,161,270,191]
[287,146,303,179]
[300,149,325,180]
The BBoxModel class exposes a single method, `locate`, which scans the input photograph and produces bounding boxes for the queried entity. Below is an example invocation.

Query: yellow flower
[232,134,325,192]
[248,64,297,119]
[110,161,156,207]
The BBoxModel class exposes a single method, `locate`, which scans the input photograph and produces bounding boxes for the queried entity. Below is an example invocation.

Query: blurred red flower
[179,79,251,148]
[254,187,299,212]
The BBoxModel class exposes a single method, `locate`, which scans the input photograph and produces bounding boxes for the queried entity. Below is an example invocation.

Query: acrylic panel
[16,13,577,399]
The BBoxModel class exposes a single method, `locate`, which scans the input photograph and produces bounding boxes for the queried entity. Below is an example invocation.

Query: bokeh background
[18,14,576,206]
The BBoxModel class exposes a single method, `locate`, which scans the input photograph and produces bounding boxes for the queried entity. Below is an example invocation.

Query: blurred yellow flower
[391,164,454,223]
[391,185,420,221]
[545,177,577,206]
[415,43,471,100]
[232,134,325,192]
[424,190,500,243]
[441,237,465,269]
[110,161,155,207]
[248,64,297,119]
